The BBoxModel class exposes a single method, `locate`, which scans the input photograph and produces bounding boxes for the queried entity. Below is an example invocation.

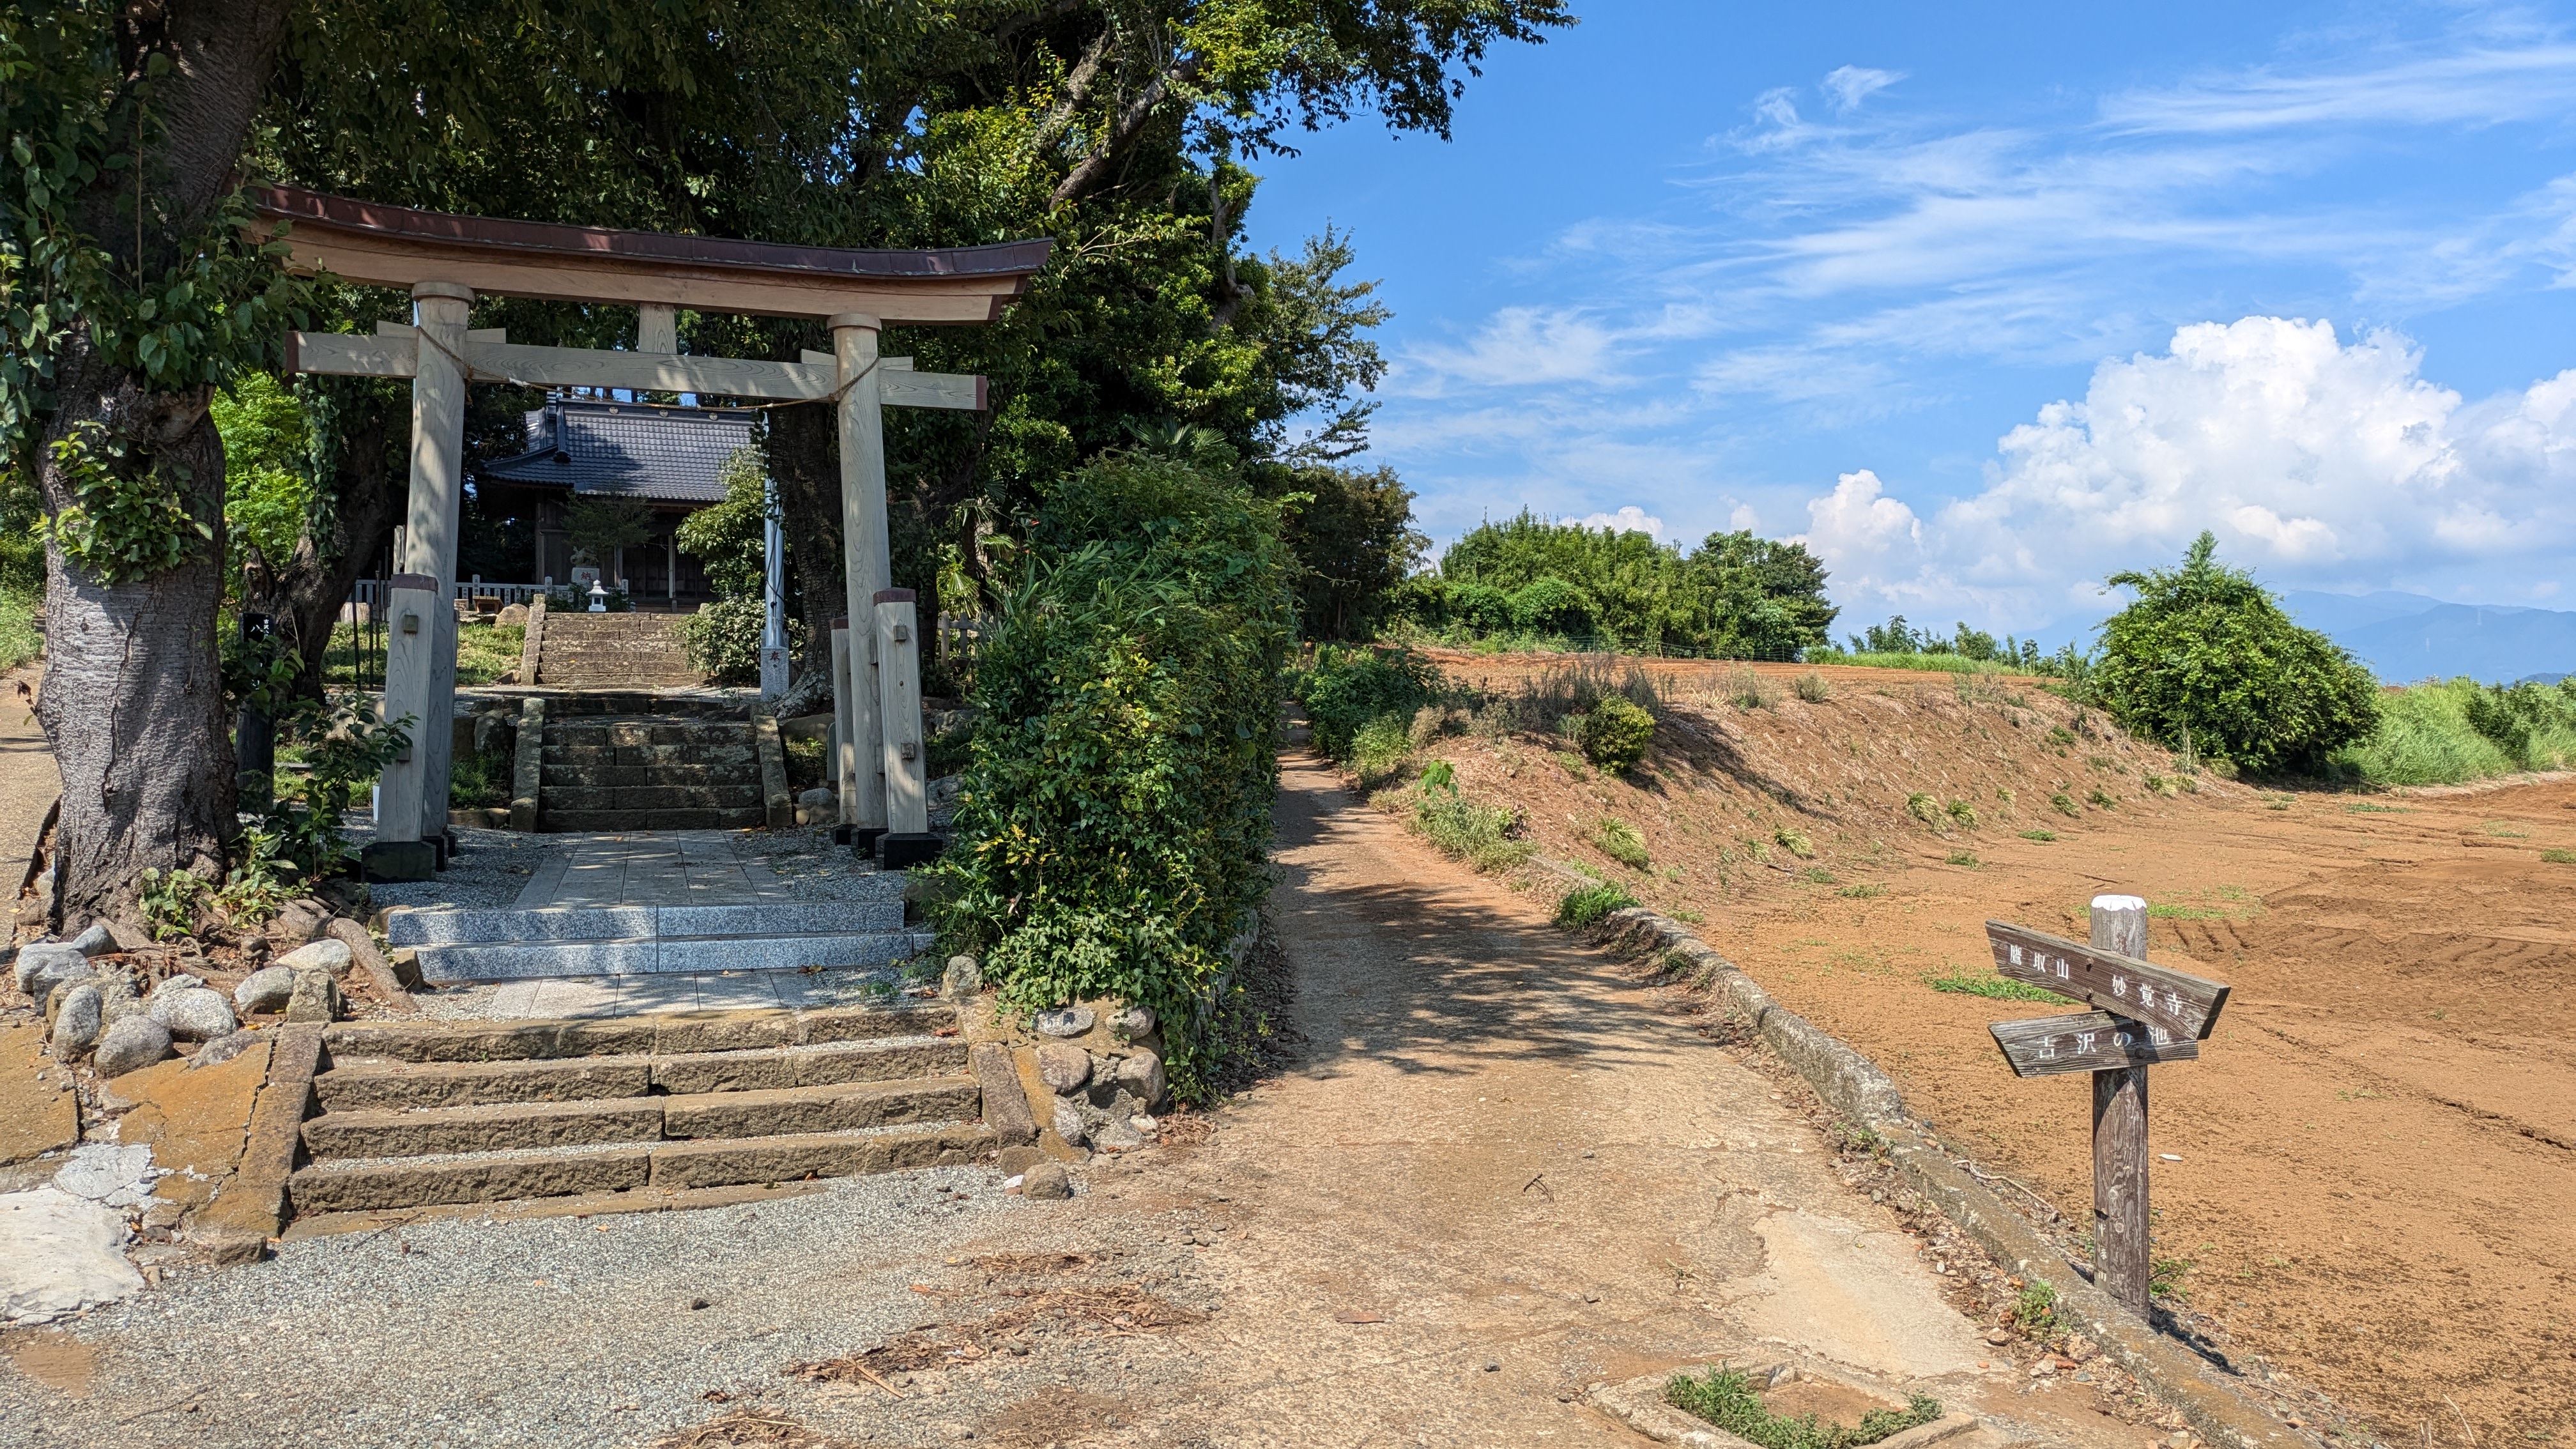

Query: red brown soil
[1397,652,2576,1449]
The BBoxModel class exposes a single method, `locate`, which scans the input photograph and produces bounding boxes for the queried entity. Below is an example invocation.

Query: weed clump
[1407,765,1531,872]
[1664,1365,1940,1449]
[1791,670,1832,703]
[1592,816,1650,870]
[1555,882,1638,927]
[1773,825,1814,859]
[2050,792,2080,818]
[1905,793,1939,826]
[1944,798,1978,829]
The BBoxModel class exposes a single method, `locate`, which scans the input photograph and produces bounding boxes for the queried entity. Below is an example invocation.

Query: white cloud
[1823,66,1902,114]
[1802,317,2576,630]
[2101,44,2576,135]
[1396,308,1622,394]
[1568,505,1665,540]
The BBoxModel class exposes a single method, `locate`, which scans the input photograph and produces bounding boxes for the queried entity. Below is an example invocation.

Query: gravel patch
[0,1162,1206,1449]
[346,825,556,913]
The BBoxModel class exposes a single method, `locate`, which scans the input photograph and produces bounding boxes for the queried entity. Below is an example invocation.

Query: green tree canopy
[2089,532,2382,774]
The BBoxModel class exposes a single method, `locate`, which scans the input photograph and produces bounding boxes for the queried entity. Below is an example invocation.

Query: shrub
[2089,533,2380,774]
[1721,665,1777,710]
[1349,712,1414,788]
[1791,670,1831,702]
[1555,882,1638,927]
[682,597,808,686]
[1593,816,1650,870]
[1294,646,1442,762]
[1576,695,1656,774]
[925,454,1294,1103]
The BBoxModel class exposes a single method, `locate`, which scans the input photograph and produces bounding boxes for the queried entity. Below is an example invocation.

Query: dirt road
[1093,747,2132,1445]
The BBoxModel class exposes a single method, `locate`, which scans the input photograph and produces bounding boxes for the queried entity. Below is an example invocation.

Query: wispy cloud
[2101,44,2576,134]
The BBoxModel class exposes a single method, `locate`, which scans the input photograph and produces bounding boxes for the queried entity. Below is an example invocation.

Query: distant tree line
[1373,511,1839,657]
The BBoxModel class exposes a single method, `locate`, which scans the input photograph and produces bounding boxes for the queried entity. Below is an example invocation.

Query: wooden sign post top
[1985,920,2230,1046]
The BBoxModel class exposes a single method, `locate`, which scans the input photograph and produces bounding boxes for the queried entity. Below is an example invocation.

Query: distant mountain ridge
[2280,590,2576,684]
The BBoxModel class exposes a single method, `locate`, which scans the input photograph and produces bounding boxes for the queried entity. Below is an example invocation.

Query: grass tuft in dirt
[2050,791,2080,818]
[2018,829,2057,842]
[1773,825,1814,859]
[1791,670,1832,703]
[1905,792,1939,826]
[1664,1365,1942,1449]
[1556,882,1638,927]
[1836,882,1885,898]
[1592,816,1650,869]
[1943,851,1981,868]
[1719,664,1780,710]
[1927,969,2074,1002]
[2008,1282,2062,1335]
[1944,798,1978,828]
[2543,849,2576,864]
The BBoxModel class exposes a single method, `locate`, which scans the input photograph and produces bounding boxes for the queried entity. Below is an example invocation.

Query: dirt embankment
[1391,654,2576,1449]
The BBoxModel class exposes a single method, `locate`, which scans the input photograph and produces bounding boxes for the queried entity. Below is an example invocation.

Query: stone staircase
[533,695,763,832]
[288,1001,995,1216]
[537,611,703,689]
[386,884,928,983]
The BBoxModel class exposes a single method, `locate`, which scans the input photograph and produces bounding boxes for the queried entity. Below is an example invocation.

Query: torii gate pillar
[369,280,473,877]
[832,312,889,841]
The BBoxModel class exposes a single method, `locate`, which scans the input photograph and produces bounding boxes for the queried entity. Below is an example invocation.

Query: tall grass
[0,590,40,672]
[2333,678,2576,786]
[1800,648,2019,675]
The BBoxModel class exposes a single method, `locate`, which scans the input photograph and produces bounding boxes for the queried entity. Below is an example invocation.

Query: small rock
[234,965,296,1015]
[66,923,116,956]
[1484,1361,1501,1373]
[498,602,529,626]
[1110,1004,1154,1037]
[1051,1097,1089,1147]
[1035,1042,1092,1093]
[49,982,102,1059]
[91,1015,170,1078]
[273,937,352,974]
[149,987,237,1043]
[995,1145,1047,1177]
[1984,1328,2011,1346]
[941,954,981,999]
[796,786,835,812]
[95,972,142,1029]
[284,969,342,1023]
[1091,1117,1146,1153]
[1113,1048,1167,1110]
[1035,1005,1094,1039]
[190,1030,259,1070]
[2064,1335,2097,1361]
[2028,1360,2057,1377]
[687,1297,710,1311]
[13,943,91,1001]
[1020,1162,1071,1200]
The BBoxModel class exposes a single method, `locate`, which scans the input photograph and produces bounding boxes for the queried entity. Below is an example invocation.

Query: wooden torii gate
[254,187,1049,877]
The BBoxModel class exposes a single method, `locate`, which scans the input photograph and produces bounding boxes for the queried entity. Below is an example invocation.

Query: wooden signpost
[1983,896,2232,1314]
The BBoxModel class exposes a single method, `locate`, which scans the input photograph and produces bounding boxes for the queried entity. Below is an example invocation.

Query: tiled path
[513,832,808,908]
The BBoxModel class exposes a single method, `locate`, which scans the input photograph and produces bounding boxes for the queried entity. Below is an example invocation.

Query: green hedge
[924,454,1294,1101]
[1291,645,1441,760]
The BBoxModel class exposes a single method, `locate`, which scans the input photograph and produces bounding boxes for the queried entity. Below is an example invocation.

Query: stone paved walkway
[513,832,809,908]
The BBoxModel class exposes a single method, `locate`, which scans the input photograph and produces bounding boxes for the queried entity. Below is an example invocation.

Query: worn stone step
[647,1123,993,1191]
[300,1076,977,1158]
[316,1055,655,1111]
[535,807,763,832]
[411,926,930,980]
[315,1036,961,1110]
[662,1075,980,1140]
[286,1121,993,1212]
[532,763,743,787]
[541,744,754,768]
[537,785,762,812]
[322,1003,956,1063]
[303,1096,666,1158]
[550,721,746,745]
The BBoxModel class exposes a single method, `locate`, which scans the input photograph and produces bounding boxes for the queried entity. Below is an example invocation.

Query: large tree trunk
[34,358,236,926]
[33,0,300,924]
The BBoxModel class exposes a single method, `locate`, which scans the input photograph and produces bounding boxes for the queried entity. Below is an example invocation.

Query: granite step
[286,1122,995,1212]
[302,1076,981,1158]
[526,807,767,833]
[412,927,930,981]
[321,1001,956,1062]
[315,1035,965,1110]
[385,898,907,947]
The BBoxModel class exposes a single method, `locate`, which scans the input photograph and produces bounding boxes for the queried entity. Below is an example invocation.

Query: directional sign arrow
[1985,921,2230,1042]
[1988,1011,2202,1079]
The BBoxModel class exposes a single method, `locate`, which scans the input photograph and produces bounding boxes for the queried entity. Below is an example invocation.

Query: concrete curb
[191,1023,325,1266]
[1549,880,2299,1449]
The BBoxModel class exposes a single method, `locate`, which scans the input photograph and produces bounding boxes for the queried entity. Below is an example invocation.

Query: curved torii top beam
[249,185,1053,324]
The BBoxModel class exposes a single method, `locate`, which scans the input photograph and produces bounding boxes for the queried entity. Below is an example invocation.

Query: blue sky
[1239,2,2576,645]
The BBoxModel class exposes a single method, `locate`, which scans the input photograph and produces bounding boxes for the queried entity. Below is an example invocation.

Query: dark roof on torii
[248,186,1053,323]
[479,400,749,506]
